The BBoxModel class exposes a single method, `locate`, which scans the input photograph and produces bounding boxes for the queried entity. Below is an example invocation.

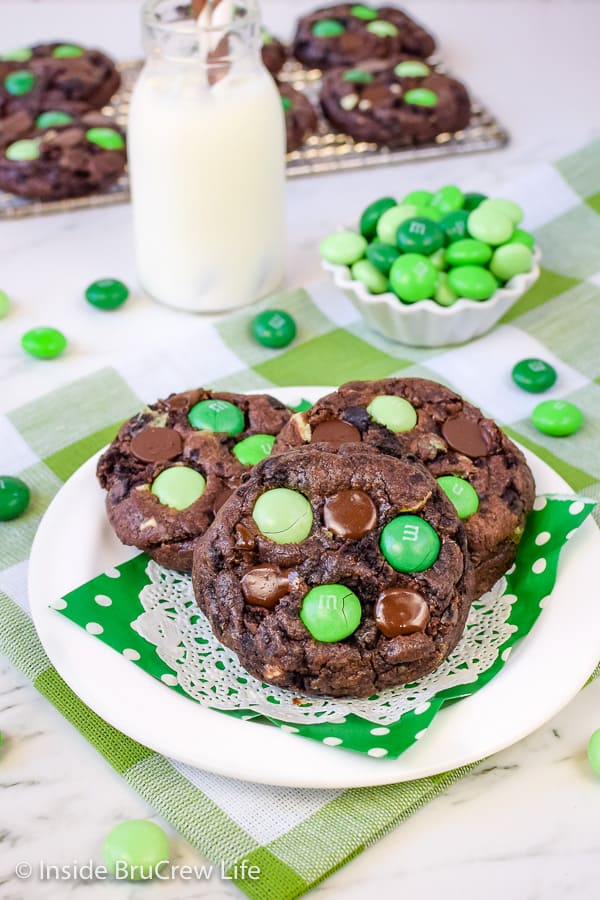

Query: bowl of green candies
[319,186,541,347]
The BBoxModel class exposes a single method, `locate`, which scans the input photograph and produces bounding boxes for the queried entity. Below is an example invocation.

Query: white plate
[29,387,600,789]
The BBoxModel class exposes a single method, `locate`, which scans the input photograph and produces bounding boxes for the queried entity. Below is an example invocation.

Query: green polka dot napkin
[1,139,600,900]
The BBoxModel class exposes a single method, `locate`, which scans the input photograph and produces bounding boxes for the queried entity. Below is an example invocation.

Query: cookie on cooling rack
[320,58,471,145]
[293,4,435,71]
[193,443,472,698]
[279,83,318,152]
[97,389,291,573]
[0,109,126,200]
[274,378,535,599]
[0,42,120,118]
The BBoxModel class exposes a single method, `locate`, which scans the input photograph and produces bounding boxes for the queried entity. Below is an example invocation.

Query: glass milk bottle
[128,0,286,313]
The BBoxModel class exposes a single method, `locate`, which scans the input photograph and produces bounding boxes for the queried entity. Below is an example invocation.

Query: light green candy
[404,88,438,107]
[448,265,498,301]
[103,820,170,881]
[468,207,513,245]
[479,197,523,226]
[490,243,533,281]
[587,728,600,775]
[5,139,39,161]
[367,395,417,432]
[351,259,388,294]
[430,185,464,215]
[394,60,430,77]
[436,476,479,519]
[0,290,10,318]
[151,467,206,510]
[434,272,457,307]
[411,204,443,222]
[366,20,398,37]
[252,488,313,544]
[376,204,417,245]
[429,248,446,270]
[403,190,433,206]
[1,48,32,62]
[319,231,367,265]
[52,44,84,58]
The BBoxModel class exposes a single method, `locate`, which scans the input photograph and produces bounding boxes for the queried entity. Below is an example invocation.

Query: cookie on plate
[274,378,535,599]
[279,83,318,152]
[0,109,126,200]
[193,443,472,697]
[0,42,120,117]
[320,59,471,145]
[97,389,291,573]
[262,30,287,76]
[293,4,435,71]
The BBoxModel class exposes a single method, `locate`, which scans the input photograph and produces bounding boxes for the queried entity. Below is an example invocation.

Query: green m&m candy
[434,272,458,307]
[394,60,430,77]
[4,70,35,96]
[366,241,399,275]
[350,4,377,19]
[188,399,245,434]
[21,326,67,359]
[343,68,374,84]
[319,230,367,265]
[312,19,345,37]
[367,395,417,432]
[366,20,398,37]
[436,476,479,519]
[396,217,445,256]
[490,243,533,281]
[85,278,129,310]
[467,206,513,245]
[587,729,600,775]
[479,197,523,226]
[429,248,446,270]
[151,467,206,510]
[359,196,396,238]
[448,265,497,301]
[431,185,464,215]
[404,88,438,107]
[252,488,313,543]
[5,139,40,161]
[511,358,557,393]
[389,253,438,302]
[439,209,469,243]
[52,44,84,58]
[86,127,125,150]
[290,398,312,413]
[103,819,170,881]
[351,259,388,294]
[251,309,296,348]
[508,228,535,249]
[0,476,30,521]
[380,515,440,572]
[531,400,584,437]
[0,290,10,318]
[300,584,362,642]
[36,110,73,128]
[233,434,275,466]
[402,189,433,207]
[463,192,487,211]
[412,204,443,222]
[1,48,32,62]
[281,95,292,112]
[376,204,417,244]
[445,238,493,267]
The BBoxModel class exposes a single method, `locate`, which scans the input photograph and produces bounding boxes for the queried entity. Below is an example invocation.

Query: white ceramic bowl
[323,245,541,348]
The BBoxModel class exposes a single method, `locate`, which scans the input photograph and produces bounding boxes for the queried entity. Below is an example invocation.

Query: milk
[128,11,286,313]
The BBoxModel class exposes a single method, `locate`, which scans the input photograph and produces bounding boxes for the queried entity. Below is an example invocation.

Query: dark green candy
[281,96,292,112]
[312,19,345,37]
[380,514,440,572]
[396,217,445,256]
[359,196,397,239]
[300,584,362,642]
[188,399,245,434]
[366,241,400,275]
[463,192,487,211]
[4,70,35,96]
[0,475,30,521]
[251,309,296,348]
[512,358,557,393]
[85,278,129,310]
[439,209,470,243]
[36,111,73,128]
[343,69,374,84]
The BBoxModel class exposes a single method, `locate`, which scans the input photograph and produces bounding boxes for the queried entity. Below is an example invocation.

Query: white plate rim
[28,385,600,789]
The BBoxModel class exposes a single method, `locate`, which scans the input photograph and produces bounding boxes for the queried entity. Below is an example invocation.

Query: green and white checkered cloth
[2,139,600,899]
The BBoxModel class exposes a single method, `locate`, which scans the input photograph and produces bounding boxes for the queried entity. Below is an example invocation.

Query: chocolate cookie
[97,389,291,573]
[293,4,435,71]
[279,83,318,152]
[193,443,472,697]
[320,59,471,145]
[274,378,535,598]
[0,109,126,200]
[0,43,120,118]
[262,31,287,76]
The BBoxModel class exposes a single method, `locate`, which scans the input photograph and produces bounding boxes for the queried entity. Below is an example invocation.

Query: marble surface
[1,1,600,898]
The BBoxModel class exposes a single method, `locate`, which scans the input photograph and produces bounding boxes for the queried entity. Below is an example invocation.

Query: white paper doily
[131,561,516,726]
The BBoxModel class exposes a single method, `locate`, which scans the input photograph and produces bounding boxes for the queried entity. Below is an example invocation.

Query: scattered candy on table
[251,309,297,348]
[0,475,30,521]
[21,326,67,359]
[0,289,10,318]
[85,278,129,310]
[103,819,170,881]
[587,729,600,775]
[319,186,536,306]
[531,400,584,437]
[512,358,557,393]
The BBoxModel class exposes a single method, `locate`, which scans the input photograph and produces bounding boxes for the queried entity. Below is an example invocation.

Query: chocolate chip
[323,489,377,539]
[130,427,183,463]
[241,565,290,609]
[375,588,430,637]
[441,414,490,458]
[342,405,371,430]
[311,419,362,447]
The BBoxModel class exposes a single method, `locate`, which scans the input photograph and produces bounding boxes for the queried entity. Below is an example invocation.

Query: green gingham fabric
[2,139,600,899]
